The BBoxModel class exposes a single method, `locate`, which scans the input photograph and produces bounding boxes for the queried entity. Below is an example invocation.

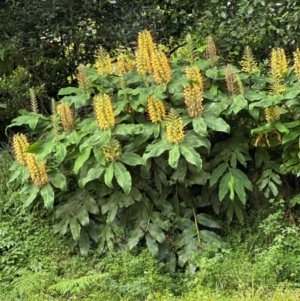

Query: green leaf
[200,230,225,248]
[192,117,208,136]
[202,114,230,133]
[197,213,222,228]
[128,227,145,250]
[231,95,248,114]
[104,163,114,188]
[113,162,132,194]
[274,122,289,134]
[82,164,105,187]
[26,139,54,161]
[73,147,91,174]
[85,196,100,215]
[113,124,144,136]
[148,223,165,243]
[119,152,146,166]
[234,178,247,204]
[79,229,90,256]
[23,186,39,207]
[231,168,253,191]
[70,217,81,241]
[55,144,67,164]
[228,175,235,201]
[169,145,180,169]
[205,67,218,79]
[58,87,80,95]
[75,206,90,227]
[210,162,227,187]
[219,172,230,201]
[145,233,159,258]
[234,201,244,224]
[40,183,55,210]
[143,140,172,160]
[51,173,67,191]
[184,131,211,150]
[179,144,202,171]
[9,113,41,130]
[269,181,278,196]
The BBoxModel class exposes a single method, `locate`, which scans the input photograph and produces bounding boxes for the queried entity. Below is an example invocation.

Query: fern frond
[48,273,108,296]
[240,46,258,74]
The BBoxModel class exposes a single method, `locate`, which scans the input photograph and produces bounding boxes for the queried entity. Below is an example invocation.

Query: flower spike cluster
[206,36,217,66]
[225,64,244,95]
[264,105,280,123]
[151,49,172,85]
[165,109,185,144]
[93,94,115,130]
[12,133,48,187]
[77,64,91,93]
[95,46,113,75]
[240,46,258,74]
[147,95,166,123]
[103,139,122,163]
[57,102,74,132]
[293,48,300,81]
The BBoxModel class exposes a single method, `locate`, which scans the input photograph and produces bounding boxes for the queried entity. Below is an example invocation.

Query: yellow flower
[77,64,91,93]
[240,46,258,74]
[185,66,203,90]
[165,109,185,144]
[225,65,243,95]
[57,102,74,132]
[206,36,217,66]
[13,133,30,165]
[147,95,166,123]
[183,84,203,118]
[116,54,134,76]
[293,49,300,81]
[135,30,155,75]
[103,139,122,163]
[95,46,112,75]
[265,106,280,122]
[151,49,172,85]
[93,94,115,130]
[26,153,48,187]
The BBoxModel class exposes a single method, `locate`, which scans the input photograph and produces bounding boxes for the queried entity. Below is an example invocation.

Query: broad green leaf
[228,175,235,201]
[244,90,263,101]
[70,217,81,241]
[82,165,105,187]
[274,122,289,134]
[128,227,145,250]
[75,206,89,227]
[73,147,91,174]
[205,67,218,79]
[143,140,172,160]
[192,117,208,136]
[231,168,253,191]
[202,114,230,133]
[26,139,54,161]
[168,145,180,169]
[119,152,146,166]
[282,129,300,144]
[104,163,114,188]
[58,86,80,95]
[234,201,244,225]
[148,223,165,243]
[40,183,55,210]
[113,162,132,194]
[231,95,248,114]
[179,144,202,171]
[55,144,67,164]
[219,172,230,201]
[200,230,225,248]
[113,124,144,136]
[210,162,227,187]
[79,229,90,256]
[23,186,39,207]
[184,131,211,150]
[249,94,282,110]
[51,173,67,191]
[234,178,247,204]
[269,181,278,196]
[197,213,222,228]
[8,113,41,130]
[85,196,100,215]
[146,233,159,258]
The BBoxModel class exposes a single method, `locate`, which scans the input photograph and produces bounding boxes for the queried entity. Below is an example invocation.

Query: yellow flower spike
[12,133,30,165]
[26,153,48,187]
[51,98,59,145]
[165,109,185,144]
[95,46,113,75]
[57,102,74,132]
[264,106,280,123]
[240,46,258,74]
[103,139,122,163]
[225,65,243,95]
[293,49,300,81]
[147,95,166,123]
[185,66,204,90]
[116,54,134,76]
[270,48,288,76]
[183,84,203,118]
[93,94,115,130]
[136,30,155,75]
[206,36,217,66]
[151,49,172,85]
[77,64,91,93]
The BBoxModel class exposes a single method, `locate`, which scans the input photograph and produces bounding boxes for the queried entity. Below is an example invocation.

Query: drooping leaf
[192,117,208,136]
[148,223,165,243]
[219,172,230,201]
[82,164,105,187]
[168,144,180,169]
[51,173,67,191]
[200,230,225,248]
[179,144,202,171]
[23,185,39,207]
[75,206,90,227]
[210,162,227,187]
[197,213,222,228]
[73,147,91,174]
[40,183,55,210]
[128,227,145,250]
[202,114,230,133]
[55,144,67,164]
[113,162,132,194]
[119,152,146,166]
[85,196,100,215]
[70,217,81,241]
[79,229,90,256]
[104,163,114,188]
[146,233,159,258]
